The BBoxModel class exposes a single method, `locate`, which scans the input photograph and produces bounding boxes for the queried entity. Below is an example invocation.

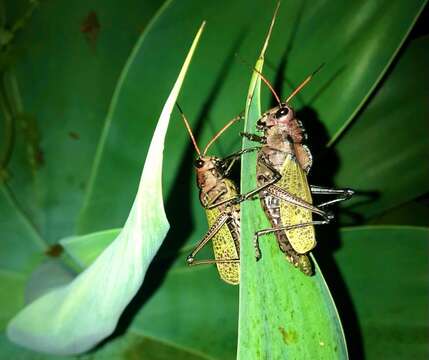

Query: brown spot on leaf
[45,244,63,257]
[279,326,298,344]
[18,113,44,171]
[81,11,100,49]
[34,148,44,167]
[68,131,80,140]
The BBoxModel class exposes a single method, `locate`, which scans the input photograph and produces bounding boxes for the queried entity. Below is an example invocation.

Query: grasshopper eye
[275,107,289,119]
[194,159,204,168]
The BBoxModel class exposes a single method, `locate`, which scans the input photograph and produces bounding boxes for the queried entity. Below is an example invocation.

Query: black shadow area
[298,106,365,359]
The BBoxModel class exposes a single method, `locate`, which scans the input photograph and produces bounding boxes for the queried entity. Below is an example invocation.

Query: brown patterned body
[255,107,314,274]
[256,149,313,274]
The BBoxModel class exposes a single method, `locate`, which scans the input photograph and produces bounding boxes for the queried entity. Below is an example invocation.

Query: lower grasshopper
[239,68,354,275]
[177,105,254,285]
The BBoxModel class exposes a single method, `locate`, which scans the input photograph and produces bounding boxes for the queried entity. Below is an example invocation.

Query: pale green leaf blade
[60,229,121,268]
[238,13,347,359]
[6,22,205,355]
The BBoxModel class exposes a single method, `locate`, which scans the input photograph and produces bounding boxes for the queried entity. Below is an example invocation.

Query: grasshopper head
[258,104,307,145]
[255,64,322,143]
[257,103,295,129]
[194,156,223,191]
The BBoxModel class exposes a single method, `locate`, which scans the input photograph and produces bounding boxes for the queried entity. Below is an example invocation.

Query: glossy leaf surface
[237,19,346,359]
[334,226,429,359]
[334,36,429,220]
[6,22,204,355]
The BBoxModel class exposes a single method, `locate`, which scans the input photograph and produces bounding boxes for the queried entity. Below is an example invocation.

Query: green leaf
[238,11,346,359]
[0,185,45,335]
[60,228,121,268]
[367,199,429,227]
[3,0,163,243]
[1,266,239,359]
[334,226,429,359]
[0,270,25,331]
[334,36,429,220]
[0,186,45,273]
[23,260,76,305]
[81,331,212,360]
[131,266,238,360]
[6,22,205,355]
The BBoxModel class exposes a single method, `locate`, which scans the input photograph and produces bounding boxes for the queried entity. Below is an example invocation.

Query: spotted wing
[205,206,240,285]
[278,154,316,253]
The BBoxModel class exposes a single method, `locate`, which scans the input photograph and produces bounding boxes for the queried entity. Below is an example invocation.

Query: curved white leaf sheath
[6,22,205,355]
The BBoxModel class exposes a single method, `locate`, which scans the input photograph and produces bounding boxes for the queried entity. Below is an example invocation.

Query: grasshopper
[177,105,254,285]
[239,68,354,275]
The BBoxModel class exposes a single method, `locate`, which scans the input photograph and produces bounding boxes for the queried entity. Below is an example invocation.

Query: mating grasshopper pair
[178,69,354,285]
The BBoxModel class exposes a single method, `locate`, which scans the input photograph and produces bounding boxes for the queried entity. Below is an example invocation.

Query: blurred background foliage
[0,0,427,359]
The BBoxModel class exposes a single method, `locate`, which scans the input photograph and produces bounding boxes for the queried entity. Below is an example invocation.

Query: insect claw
[253,235,262,261]
[186,255,195,266]
[345,188,355,198]
[326,211,335,221]
[230,195,244,205]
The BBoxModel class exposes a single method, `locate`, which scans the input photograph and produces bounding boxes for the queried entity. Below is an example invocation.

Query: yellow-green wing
[278,154,316,253]
[205,207,239,285]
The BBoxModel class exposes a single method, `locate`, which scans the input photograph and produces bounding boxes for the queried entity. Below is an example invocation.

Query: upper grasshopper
[240,68,354,275]
[177,105,253,285]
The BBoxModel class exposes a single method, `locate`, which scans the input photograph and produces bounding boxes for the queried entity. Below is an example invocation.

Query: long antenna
[285,63,324,103]
[203,113,243,155]
[176,103,201,156]
[236,53,282,107]
[252,67,282,106]
[260,1,281,56]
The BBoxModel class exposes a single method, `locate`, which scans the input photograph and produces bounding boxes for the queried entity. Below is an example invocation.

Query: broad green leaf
[334,36,429,220]
[60,228,121,268]
[0,333,67,360]
[6,22,205,355]
[3,0,163,243]
[238,11,346,359]
[0,270,25,331]
[23,260,75,304]
[1,330,212,360]
[0,186,45,341]
[368,199,429,227]
[334,226,429,359]
[0,186,45,273]
[131,266,238,360]
[77,0,425,242]
[1,265,239,359]
[81,331,211,360]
